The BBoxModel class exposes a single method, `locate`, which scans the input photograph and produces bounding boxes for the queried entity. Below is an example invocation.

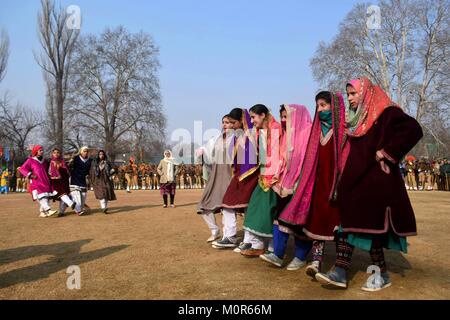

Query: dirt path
[0,190,449,299]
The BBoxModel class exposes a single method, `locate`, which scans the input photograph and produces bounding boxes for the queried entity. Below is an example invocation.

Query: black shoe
[71,202,76,210]
[57,213,66,218]
[103,208,108,214]
[212,237,238,248]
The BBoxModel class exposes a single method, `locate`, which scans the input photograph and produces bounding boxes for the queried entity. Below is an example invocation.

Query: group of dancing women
[196,77,423,292]
[19,146,117,217]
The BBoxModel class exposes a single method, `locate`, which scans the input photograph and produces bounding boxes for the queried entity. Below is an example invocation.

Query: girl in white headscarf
[157,150,179,208]
[68,146,92,215]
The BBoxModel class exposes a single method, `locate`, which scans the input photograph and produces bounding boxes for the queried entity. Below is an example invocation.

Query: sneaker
[77,210,85,216]
[361,272,392,292]
[259,252,283,267]
[170,204,175,208]
[57,212,66,218]
[212,237,237,248]
[286,257,307,271]
[315,268,348,289]
[305,261,321,278]
[241,248,265,257]
[103,208,109,214]
[207,234,221,243]
[233,242,252,253]
[39,212,47,218]
[45,209,58,217]
[163,204,168,208]
[70,202,76,210]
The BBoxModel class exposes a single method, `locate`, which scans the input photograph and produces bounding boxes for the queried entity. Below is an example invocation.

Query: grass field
[0,189,449,299]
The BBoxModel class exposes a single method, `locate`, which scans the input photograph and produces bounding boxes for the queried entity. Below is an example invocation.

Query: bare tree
[129,120,166,162]
[414,0,449,122]
[35,0,79,152]
[43,72,57,143]
[68,26,165,160]
[0,29,9,83]
[310,0,450,157]
[0,93,43,159]
[310,1,418,100]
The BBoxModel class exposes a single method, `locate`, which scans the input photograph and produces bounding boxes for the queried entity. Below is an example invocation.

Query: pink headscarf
[279,93,349,226]
[272,104,312,197]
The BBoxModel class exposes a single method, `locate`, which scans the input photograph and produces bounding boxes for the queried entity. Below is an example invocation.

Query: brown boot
[240,248,265,257]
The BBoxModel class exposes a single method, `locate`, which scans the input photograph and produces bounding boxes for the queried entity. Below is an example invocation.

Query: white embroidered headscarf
[163,150,177,181]
[79,146,89,162]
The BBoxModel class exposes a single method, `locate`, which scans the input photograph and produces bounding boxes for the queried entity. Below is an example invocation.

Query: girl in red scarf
[315,77,423,292]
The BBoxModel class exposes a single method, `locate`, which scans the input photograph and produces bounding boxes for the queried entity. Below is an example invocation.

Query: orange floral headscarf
[346,77,399,137]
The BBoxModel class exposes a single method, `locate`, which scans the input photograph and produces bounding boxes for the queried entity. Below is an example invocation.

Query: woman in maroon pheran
[315,77,423,292]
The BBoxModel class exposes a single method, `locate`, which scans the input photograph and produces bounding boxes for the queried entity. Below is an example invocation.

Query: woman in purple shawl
[212,108,259,249]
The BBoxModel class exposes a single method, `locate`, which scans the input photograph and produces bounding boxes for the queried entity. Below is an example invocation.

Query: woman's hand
[375,150,385,162]
[379,160,391,174]
[375,150,390,174]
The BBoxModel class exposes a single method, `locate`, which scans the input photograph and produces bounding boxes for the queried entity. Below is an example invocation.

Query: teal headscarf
[319,110,332,135]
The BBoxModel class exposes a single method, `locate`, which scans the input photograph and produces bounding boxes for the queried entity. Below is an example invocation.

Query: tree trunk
[56,77,64,152]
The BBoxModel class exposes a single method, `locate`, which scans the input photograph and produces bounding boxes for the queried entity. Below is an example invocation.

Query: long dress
[90,160,117,201]
[243,181,278,237]
[222,110,260,211]
[243,116,281,237]
[303,133,340,240]
[49,158,71,198]
[197,135,233,213]
[222,164,259,210]
[337,107,423,251]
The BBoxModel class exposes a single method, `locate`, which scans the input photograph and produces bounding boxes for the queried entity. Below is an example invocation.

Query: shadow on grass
[77,202,200,215]
[0,239,129,289]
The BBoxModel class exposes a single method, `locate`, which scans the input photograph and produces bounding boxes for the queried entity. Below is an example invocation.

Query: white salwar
[70,154,89,213]
[60,194,74,208]
[70,186,87,212]
[243,230,265,250]
[201,210,220,237]
[222,208,237,239]
[38,198,51,212]
[100,198,108,209]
